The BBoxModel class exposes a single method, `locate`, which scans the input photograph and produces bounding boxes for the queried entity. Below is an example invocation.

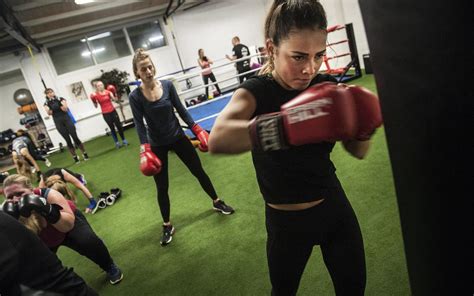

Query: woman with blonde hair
[129,48,234,246]
[40,167,98,213]
[14,156,33,181]
[1,174,124,285]
[45,175,77,202]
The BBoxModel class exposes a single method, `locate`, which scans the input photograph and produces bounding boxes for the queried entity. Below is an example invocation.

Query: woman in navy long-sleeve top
[129,48,235,246]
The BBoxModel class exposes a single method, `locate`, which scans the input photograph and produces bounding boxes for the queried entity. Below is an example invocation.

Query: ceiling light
[148,35,163,42]
[81,32,111,42]
[81,47,106,57]
[75,0,95,4]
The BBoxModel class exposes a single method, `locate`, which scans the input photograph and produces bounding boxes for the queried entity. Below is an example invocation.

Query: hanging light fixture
[75,0,95,4]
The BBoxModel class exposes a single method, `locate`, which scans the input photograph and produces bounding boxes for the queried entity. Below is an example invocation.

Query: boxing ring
[183,93,232,138]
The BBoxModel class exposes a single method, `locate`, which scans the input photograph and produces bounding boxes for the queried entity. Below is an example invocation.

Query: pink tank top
[201,60,212,75]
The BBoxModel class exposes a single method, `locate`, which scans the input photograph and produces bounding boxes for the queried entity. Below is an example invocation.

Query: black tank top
[239,73,340,204]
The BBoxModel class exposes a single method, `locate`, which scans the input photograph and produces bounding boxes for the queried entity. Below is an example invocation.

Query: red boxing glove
[106,84,117,97]
[90,92,97,103]
[191,124,209,152]
[346,85,383,140]
[249,83,358,151]
[139,144,162,176]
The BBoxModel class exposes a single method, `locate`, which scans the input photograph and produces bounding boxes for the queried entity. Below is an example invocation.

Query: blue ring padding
[184,93,232,137]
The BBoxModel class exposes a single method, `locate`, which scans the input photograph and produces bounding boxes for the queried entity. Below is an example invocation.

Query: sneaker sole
[213,207,235,215]
[91,204,100,214]
[160,227,175,246]
[109,273,124,285]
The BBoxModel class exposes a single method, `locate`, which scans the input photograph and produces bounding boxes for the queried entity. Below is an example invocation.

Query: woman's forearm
[209,119,252,154]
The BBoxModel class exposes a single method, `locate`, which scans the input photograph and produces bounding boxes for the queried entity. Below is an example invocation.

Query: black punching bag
[358,1,472,295]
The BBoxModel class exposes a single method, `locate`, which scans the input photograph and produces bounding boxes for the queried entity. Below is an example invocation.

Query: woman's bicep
[62,170,80,187]
[48,190,73,215]
[209,89,257,153]
[216,88,256,122]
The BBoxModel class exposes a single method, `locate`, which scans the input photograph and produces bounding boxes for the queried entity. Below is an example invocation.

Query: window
[127,21,166,51]
[47,20,166,75]
[85,30,130,64]
[48,40,94,75]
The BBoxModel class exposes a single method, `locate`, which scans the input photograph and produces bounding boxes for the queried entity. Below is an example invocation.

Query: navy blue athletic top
[239,73,340,204]
[129,80,195,146]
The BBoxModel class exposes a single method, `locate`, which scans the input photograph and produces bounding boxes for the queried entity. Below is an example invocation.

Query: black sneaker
[160,224,175,246]
[73,155,80,164]
[213,200,235,215]
[95,192,108,211]
[105,193,116,206]
[83,152,89,161]
[110,188,122,202]
[106,263,123,285]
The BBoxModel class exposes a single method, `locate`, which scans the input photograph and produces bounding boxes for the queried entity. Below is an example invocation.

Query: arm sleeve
[168,81,195,127]
[128,91,149,144]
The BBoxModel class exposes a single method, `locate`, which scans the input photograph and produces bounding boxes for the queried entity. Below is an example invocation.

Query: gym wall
[0,70,28,132]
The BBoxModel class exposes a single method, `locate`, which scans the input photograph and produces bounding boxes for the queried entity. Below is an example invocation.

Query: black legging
[51,210,114,272]
[202,73,221,98]
[54,116,82,149]
[238,68,253,83]
[103,110,125,141]
[151,136,218,223]
[265,177,366,296]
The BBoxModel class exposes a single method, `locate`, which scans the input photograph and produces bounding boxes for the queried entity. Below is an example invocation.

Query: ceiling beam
[0,0,39,51]
[30,2,179,40]
[21,1,143,26]
[11,0,63,12]
[36,11,166,44]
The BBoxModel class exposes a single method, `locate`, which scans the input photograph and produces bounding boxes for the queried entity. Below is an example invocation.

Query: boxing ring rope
[327,39,348,47]
[323,23,362,80]
[177,66,262,96]
[174,52,263,82]
[129,52,266,101]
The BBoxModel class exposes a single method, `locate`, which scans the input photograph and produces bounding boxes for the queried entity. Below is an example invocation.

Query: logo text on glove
[285,98,332,124]
[258,117,283,151]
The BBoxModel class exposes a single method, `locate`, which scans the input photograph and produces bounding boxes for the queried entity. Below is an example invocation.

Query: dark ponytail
[260,0,328,75]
